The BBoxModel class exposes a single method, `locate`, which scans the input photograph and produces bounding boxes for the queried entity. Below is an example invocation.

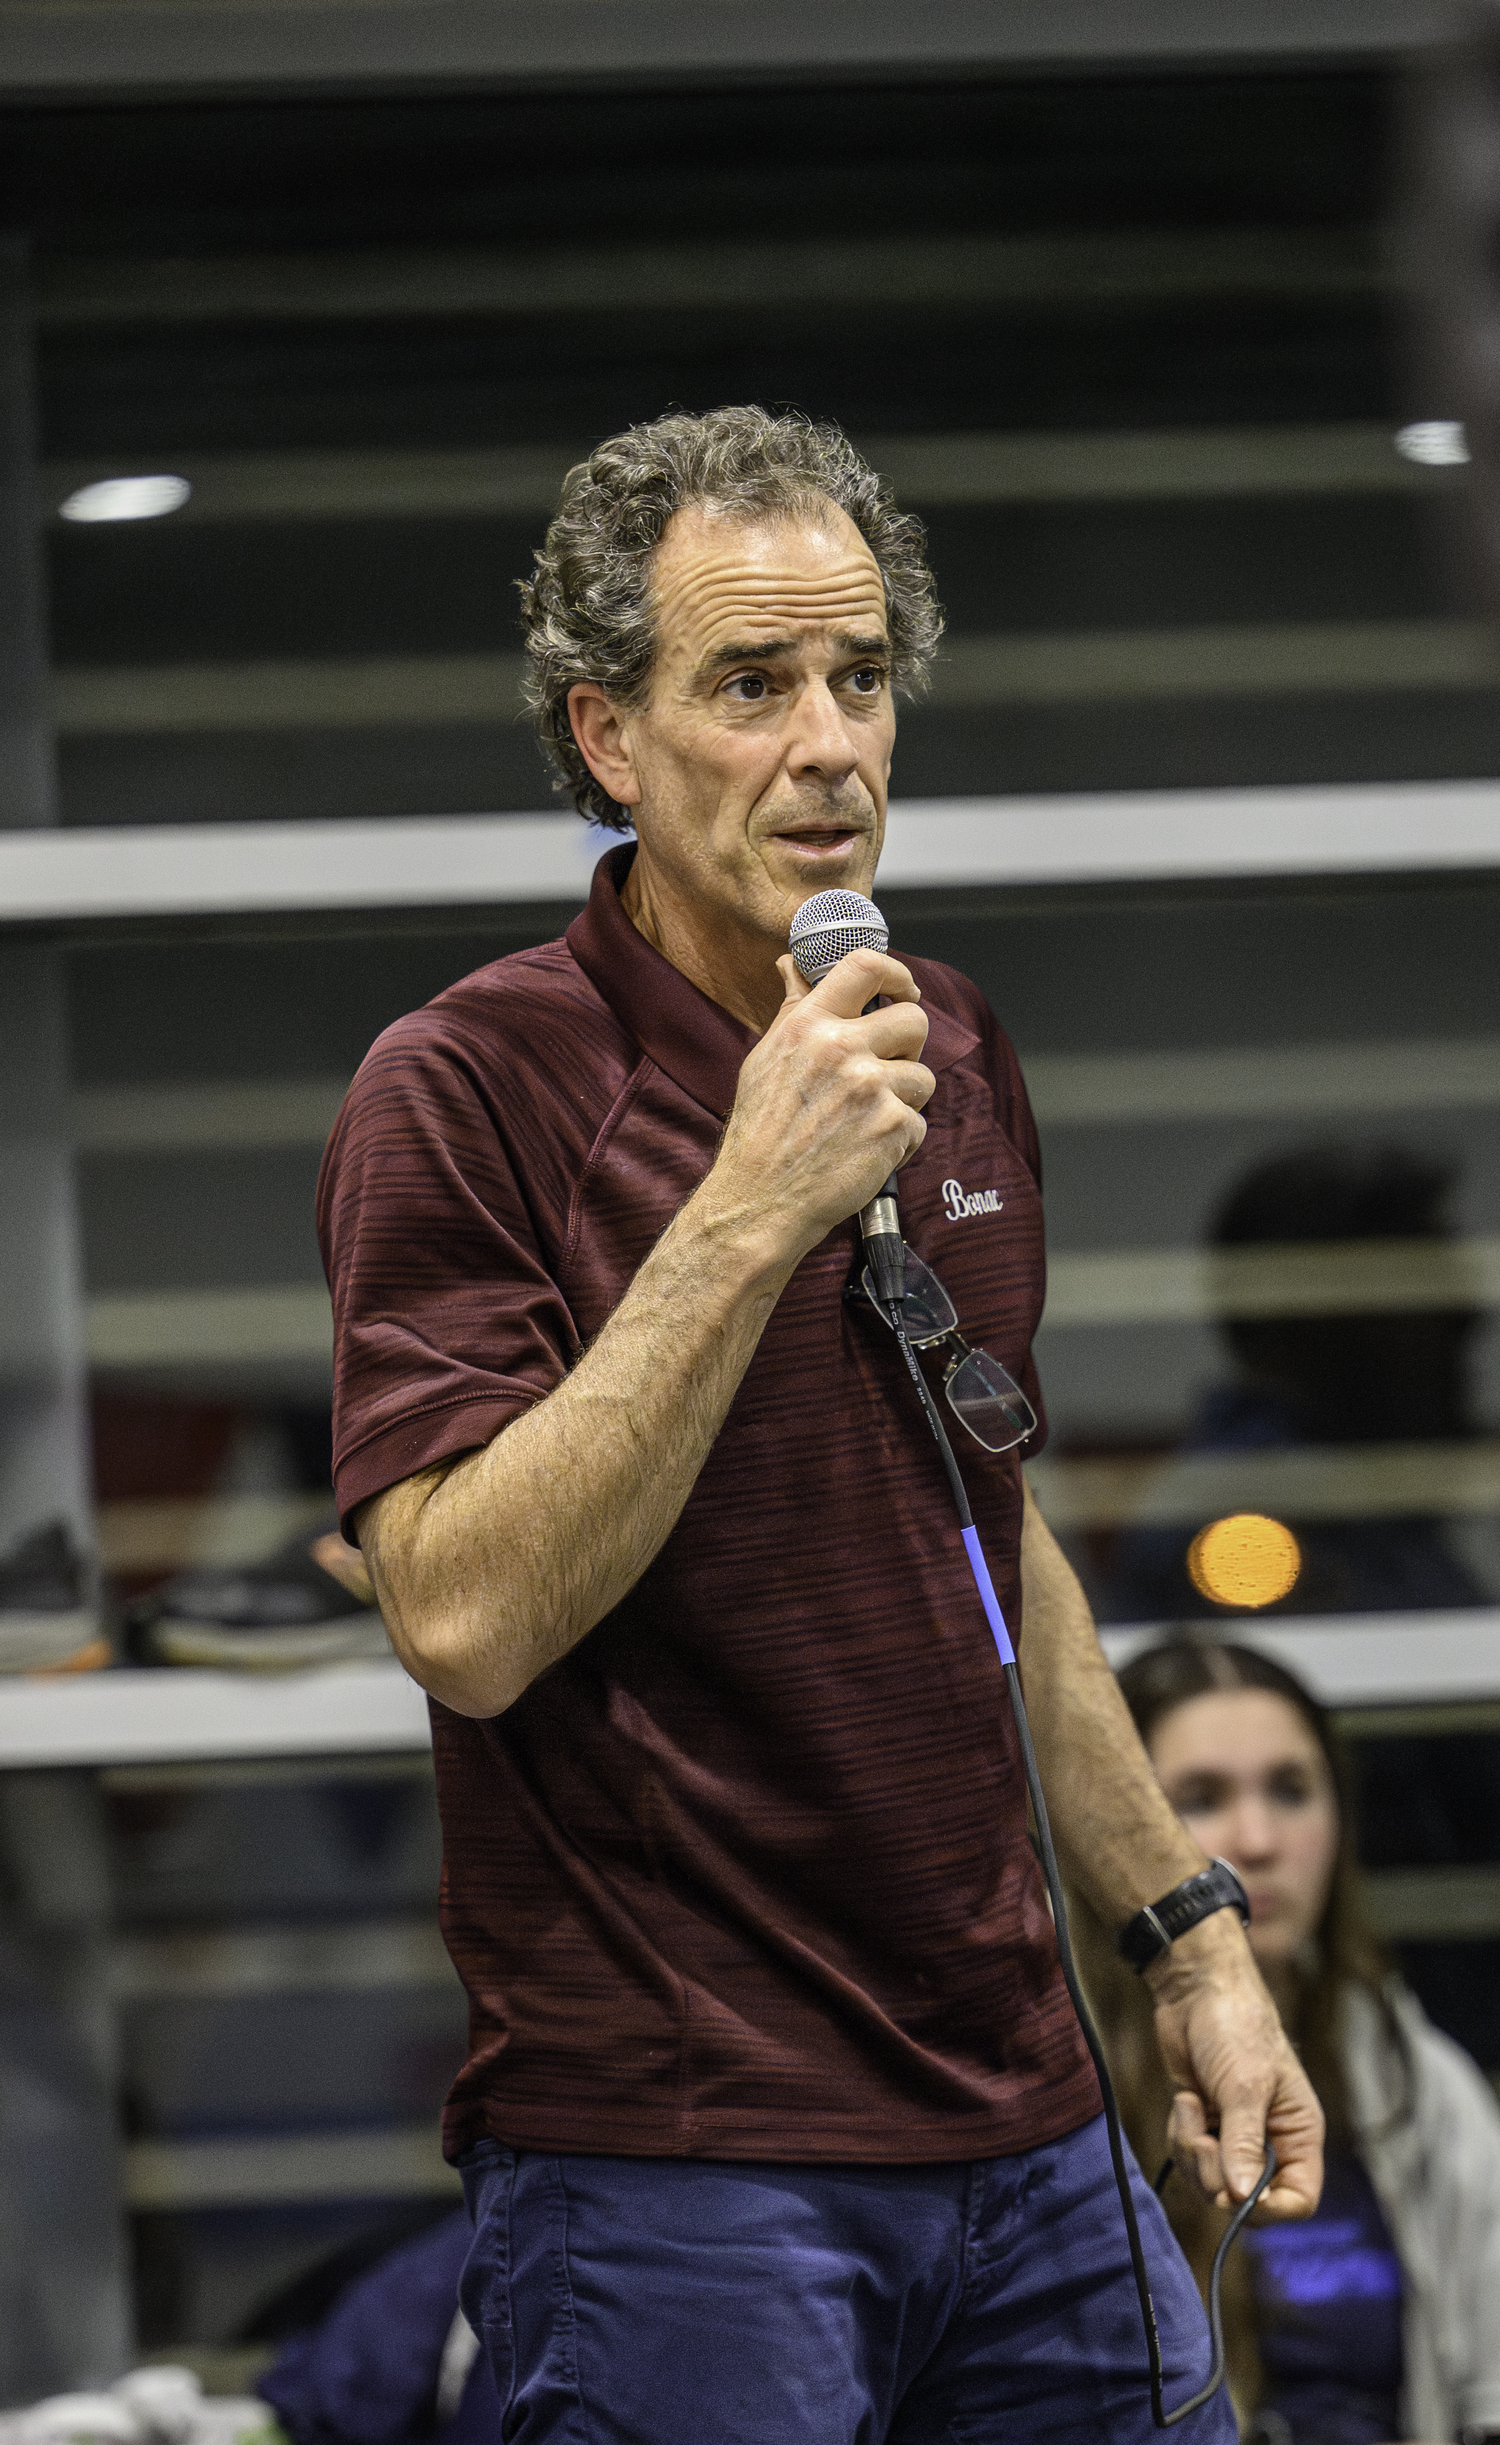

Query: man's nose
[786,678,858,780]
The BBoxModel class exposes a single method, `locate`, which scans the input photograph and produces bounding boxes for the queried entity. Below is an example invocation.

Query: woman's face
[1146,1688,1341,1968]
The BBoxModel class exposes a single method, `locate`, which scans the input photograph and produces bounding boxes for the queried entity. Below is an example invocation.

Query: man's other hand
[1146,1910,1325,2220]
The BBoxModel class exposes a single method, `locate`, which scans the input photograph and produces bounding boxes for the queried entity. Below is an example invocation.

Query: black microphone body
[786,890,907,1308]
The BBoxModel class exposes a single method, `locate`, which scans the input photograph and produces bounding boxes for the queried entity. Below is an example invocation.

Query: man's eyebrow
[697,632,892,676]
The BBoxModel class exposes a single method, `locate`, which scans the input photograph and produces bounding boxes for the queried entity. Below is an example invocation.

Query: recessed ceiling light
[58,474,192,524]
[1394,420,1470,467]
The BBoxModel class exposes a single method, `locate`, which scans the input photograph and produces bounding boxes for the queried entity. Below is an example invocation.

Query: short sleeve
[973,993,1044,1196]
[317,1018,583,1540]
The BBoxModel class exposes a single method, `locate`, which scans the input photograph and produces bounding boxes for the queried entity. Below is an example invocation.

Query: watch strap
[1117,1858,1250,1974]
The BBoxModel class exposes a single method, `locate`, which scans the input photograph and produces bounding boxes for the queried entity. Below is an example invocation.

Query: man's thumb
[1219,2100,1268,2201]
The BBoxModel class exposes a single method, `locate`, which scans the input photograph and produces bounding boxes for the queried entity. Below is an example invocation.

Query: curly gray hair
[518,405,944,829]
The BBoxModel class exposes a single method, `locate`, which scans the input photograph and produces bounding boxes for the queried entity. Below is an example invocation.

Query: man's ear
[568,683,641,809]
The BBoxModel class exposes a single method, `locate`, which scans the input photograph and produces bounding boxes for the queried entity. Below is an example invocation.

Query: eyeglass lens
[860,1245,958,1340]
[943,1347,1037,1454]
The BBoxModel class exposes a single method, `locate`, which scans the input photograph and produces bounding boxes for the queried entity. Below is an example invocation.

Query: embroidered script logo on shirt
[942,1177,1004,1222]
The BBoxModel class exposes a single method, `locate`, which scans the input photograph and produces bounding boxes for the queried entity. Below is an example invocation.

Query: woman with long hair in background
[1080,1638,1500,2445]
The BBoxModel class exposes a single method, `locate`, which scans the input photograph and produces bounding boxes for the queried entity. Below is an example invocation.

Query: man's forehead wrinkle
[651,510,883,614]
[663,561,885,613]
[659,565,890,656]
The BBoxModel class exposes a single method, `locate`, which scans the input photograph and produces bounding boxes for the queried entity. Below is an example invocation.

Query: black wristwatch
[1117,1858,1251,1974]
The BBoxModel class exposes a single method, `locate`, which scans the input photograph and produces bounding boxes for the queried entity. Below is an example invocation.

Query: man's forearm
[1016,1483,1325,2217]
[1015,1484,1205,1925]
[360,1182,794,1718]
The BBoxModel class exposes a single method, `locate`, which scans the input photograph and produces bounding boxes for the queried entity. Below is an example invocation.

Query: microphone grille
[787,889,889,984]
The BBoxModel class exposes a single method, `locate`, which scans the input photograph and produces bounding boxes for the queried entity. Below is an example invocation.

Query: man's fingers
[810,948,922,1014]
[860,1001,932,1064]
[1166,2091,1225,2201]
[880,1059,937,1116]
[771,949,929,1069]
[310,1530,376,1606]
[1166,2079,1324,2222]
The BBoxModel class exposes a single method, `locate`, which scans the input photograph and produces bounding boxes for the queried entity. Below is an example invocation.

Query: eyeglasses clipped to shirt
[848,1239,1038,1456]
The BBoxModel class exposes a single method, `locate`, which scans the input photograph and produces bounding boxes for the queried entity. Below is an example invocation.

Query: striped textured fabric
[317,846,1097,2165]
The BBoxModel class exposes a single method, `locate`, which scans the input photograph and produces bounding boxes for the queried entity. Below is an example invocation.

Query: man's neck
[620,851,784,1036]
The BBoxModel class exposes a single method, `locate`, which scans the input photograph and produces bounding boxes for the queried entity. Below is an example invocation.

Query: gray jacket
[1345,1980,1500,2442]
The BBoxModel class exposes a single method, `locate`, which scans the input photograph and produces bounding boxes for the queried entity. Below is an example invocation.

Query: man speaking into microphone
[317,407,1320,2442]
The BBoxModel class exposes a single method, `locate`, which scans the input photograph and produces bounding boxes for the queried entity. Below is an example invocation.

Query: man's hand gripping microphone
[786,890,907,1309]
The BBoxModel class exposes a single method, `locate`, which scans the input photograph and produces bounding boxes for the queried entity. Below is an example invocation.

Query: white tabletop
[1099,1607,1500,1711]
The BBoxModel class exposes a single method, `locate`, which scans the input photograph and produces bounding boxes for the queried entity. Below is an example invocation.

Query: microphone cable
[881,1295,1276,2430]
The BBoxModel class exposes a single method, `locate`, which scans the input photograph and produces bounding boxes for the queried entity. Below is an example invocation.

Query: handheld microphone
[787,889,906,1309]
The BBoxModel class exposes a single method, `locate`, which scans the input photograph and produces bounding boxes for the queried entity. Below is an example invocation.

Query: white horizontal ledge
[1099,1609,1500,1711]
[0,1660,431,1769]
[877,782,1500,889]
[7,781,1500,925]
[124,2123,458,2210]
[0,812,601,923]
[9,1621,1499,1780]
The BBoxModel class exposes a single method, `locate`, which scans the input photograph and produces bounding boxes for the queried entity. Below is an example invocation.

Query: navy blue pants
[458,2112,1236,2443]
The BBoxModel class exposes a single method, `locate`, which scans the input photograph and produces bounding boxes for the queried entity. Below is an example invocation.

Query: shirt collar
[566,842,977,1120]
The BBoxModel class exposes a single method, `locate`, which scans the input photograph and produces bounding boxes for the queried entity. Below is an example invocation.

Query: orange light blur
[1186,1513,1302,1611]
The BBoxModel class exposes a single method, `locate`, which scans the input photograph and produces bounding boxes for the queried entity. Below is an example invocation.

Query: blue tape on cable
[960,1523,1016,1665]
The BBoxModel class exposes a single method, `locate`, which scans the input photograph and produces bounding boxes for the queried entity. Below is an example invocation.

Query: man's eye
[729,673,768,700]
[850,666,886,693]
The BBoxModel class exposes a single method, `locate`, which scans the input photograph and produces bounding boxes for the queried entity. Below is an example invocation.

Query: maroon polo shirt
[317,845,1098,2163]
